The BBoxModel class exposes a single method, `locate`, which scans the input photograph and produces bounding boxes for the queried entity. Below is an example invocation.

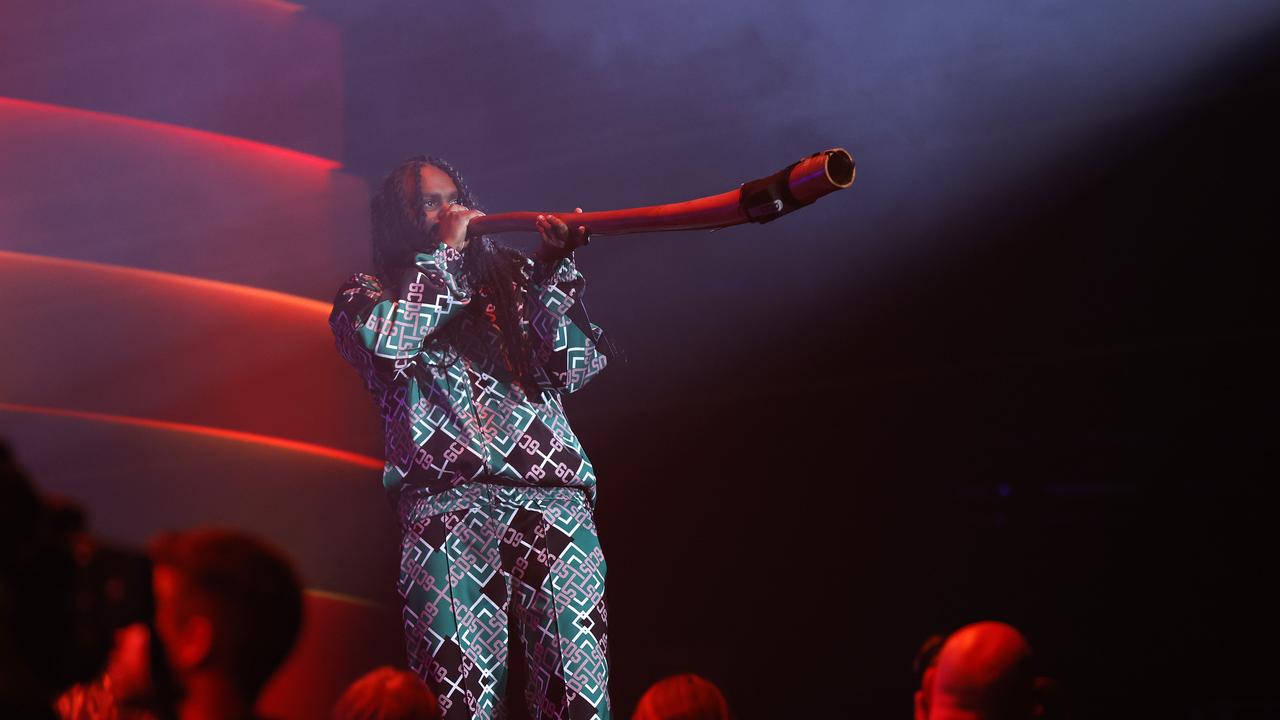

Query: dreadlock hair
[370,156,539,392]
[370,155,478,280]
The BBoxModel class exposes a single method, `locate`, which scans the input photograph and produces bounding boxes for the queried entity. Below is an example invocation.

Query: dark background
[585,37,1276,719]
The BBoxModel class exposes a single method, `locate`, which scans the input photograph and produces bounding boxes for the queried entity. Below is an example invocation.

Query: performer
[329,156,611,720]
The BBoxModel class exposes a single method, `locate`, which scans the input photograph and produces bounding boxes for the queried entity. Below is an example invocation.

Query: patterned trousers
[397,483,611,720]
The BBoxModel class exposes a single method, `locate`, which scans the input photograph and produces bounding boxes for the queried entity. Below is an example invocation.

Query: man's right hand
[436,205,485,251]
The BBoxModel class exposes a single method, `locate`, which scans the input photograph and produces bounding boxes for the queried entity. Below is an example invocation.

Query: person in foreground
[145,530,302,720]
[630,674,730,720]
[332,666,441,720]
[330,156,610,720]
[914,621,1036,720]
[56,528,303,720]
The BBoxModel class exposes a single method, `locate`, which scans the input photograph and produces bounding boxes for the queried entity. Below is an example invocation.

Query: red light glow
[0,96,340,171]
[0,250,332,316]
[0,402,383,470]
[247,0,306,14]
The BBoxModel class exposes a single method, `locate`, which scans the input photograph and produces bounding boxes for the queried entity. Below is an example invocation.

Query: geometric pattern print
[330,243,607,499]
[528,284,609,394]
[398,483,610,720]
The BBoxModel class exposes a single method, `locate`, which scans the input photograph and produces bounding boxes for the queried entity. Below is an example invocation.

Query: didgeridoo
[468,148,855,237]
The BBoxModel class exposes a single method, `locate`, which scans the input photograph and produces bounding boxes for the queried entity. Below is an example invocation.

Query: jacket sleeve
[329,245,472,378]
[527,255,609,394]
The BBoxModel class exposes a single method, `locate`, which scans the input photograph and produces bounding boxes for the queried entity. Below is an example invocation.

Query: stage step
[0,98,369,300]
[0,251,382,456]
[0,0,342,158]
[1,408,399,603]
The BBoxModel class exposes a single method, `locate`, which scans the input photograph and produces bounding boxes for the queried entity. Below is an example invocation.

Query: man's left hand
[536,208,589,260]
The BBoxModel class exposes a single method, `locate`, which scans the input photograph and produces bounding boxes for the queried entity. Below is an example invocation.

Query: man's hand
[536,208,589,260]
[436,205,485,251]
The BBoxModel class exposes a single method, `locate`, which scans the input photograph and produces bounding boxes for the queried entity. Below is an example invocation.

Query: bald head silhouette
[915,621,1035,720]
[631,673,730,720]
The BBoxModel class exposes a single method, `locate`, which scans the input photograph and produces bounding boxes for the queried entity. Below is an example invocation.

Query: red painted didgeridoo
[468,148,855,237]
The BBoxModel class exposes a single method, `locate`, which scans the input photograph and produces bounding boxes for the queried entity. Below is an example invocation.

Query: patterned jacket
[329,243,608,502]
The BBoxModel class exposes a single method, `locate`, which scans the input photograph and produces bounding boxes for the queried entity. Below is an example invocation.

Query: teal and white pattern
[330,243,608,500]
[398,484,610,720]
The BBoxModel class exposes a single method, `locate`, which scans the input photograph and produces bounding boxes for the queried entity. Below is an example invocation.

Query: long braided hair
[371,156,538,389]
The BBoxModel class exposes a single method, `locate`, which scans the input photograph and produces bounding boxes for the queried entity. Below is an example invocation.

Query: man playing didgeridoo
[329,156,611,720]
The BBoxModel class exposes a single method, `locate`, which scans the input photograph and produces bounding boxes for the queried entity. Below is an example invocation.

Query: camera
[1,441,153,714]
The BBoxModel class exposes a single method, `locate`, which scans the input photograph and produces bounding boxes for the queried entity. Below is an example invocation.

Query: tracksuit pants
[397,483,610,720]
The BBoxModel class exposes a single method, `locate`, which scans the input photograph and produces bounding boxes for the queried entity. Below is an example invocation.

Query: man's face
[150,565,183,664]
[408,165,462,242]
[102,565,184,709]
[150,565,212,676]
[105,623,151,706]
